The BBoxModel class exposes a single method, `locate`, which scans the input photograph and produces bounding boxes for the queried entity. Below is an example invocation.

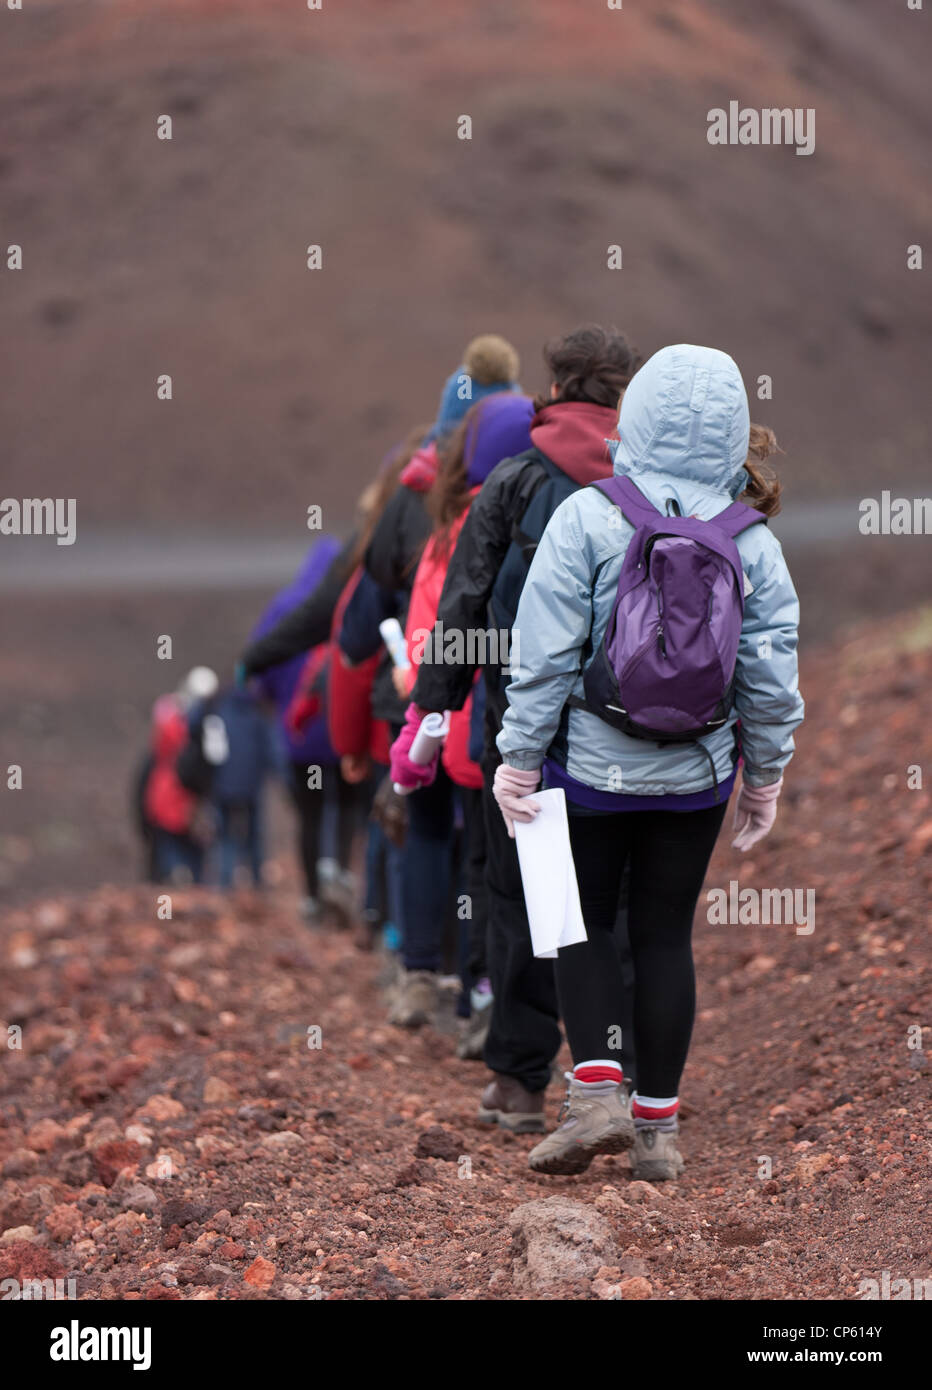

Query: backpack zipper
[656,585,667,657]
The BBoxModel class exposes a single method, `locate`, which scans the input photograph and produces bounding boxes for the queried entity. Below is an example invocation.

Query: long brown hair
[427,412,476,559]
[740,423,783,518]
[349,423,431,569]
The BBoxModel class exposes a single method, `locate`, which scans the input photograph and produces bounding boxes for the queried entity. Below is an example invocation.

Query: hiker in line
[244,537,359,922]
[198,684,281,889]
[494,344,805,1179]
[364,335,523,613]
[325,565,402,954]
[362,336,523,1026]
[389,393,535,1039]
[408,325,642,1127]
[143,666,219,884]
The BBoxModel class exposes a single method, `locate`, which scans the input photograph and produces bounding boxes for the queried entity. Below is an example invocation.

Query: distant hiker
[389,392,535,1034]
[243,537,358,922]
[143,666,219,883]
[197,684,281,889]
[325,568,401,953]
[131,749,158,882]
[409,324,642,1127]
[494,344,804,1179]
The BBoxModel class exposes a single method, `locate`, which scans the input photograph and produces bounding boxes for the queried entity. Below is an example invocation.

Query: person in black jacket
[409,324,643,1129]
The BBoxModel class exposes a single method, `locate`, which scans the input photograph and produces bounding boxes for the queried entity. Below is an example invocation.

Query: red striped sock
[573,1060,624,1087]
[632,1094,679,1131]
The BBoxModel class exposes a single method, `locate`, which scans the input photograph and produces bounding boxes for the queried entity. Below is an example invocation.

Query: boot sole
[529,1123,635,1176]
[476,1106,547,1134]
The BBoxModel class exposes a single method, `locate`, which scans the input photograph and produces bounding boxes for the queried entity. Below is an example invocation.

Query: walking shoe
[477,1073,547,1133]
[298,895,324,925]
[456,1008,491,1061]
[317,861,356,927]
[527,1075,635,1175]
[387,969,438,1028]
[631,1125,684,1181]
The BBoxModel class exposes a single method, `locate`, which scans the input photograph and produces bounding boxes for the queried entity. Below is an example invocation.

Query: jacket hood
[613,344,750,499]
[530,401,617,486]
[400,442,441,493]
[463,394,534,487]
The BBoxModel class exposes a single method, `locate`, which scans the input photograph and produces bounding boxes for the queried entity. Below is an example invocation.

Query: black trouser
[288,761,358,899]
[480,747,637,1089]
[558,802,728,1098]
[481,751,560,1093]
[460,785,488,984]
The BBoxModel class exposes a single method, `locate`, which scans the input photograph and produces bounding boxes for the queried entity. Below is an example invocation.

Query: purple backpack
[579,475,766,745]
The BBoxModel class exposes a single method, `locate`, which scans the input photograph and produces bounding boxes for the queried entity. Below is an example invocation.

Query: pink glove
[493,763,542,839]
[731,776,783,852]
[389,703,439,792]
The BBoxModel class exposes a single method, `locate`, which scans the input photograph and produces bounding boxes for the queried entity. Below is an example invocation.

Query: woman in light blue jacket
[494,344,804,1180]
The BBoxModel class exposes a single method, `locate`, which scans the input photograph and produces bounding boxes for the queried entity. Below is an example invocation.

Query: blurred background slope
[2,0,930,522]
[1,0,930,896]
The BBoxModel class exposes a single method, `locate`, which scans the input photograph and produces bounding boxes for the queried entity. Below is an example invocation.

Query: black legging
[557,802,728,1098]
[288,761,359,899]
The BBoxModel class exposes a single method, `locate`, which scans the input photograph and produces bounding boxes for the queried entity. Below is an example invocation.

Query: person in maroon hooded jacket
[409,325,643,1131]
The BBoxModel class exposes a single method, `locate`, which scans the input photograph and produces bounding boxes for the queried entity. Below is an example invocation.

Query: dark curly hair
[533,324,643,411]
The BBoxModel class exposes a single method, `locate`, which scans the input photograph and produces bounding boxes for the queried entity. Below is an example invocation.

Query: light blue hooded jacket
[496,344,804,794]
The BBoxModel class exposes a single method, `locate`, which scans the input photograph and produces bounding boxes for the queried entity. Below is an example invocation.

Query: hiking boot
[527,1076,635,1175]
[387,969,438,1028]
[458,980,493,1060]
[631,1125,684,1181]
[477,1073,547,1133]
[456,1008,491,1061]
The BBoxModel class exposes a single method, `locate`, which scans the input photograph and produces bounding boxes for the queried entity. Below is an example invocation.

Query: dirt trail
[1,610,929,1299]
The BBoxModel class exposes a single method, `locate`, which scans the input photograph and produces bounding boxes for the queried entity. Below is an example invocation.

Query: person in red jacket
[143,667,218,882]
[389,393,535,1031]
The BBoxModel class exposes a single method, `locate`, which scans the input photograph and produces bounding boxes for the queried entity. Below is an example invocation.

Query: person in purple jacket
[248,538,362,921]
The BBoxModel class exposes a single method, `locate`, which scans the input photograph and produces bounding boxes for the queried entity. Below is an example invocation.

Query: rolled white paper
[410,711,449,764]
[392,711,450,795]
[379,617,410,670]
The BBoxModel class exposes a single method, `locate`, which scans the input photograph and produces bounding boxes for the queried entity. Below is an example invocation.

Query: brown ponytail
[740,423,783,518]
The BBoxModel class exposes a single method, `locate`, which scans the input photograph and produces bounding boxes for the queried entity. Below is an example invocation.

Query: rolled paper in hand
[379,618,410,670]
[409,711,449,764]
[392,711,450,794]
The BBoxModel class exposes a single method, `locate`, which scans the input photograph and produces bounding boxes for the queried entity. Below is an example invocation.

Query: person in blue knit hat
[426,334,521,443]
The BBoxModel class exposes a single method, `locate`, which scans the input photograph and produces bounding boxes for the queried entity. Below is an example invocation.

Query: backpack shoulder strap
[511,453,575,554]
[590,474,661,528]
[711,500,768,538]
